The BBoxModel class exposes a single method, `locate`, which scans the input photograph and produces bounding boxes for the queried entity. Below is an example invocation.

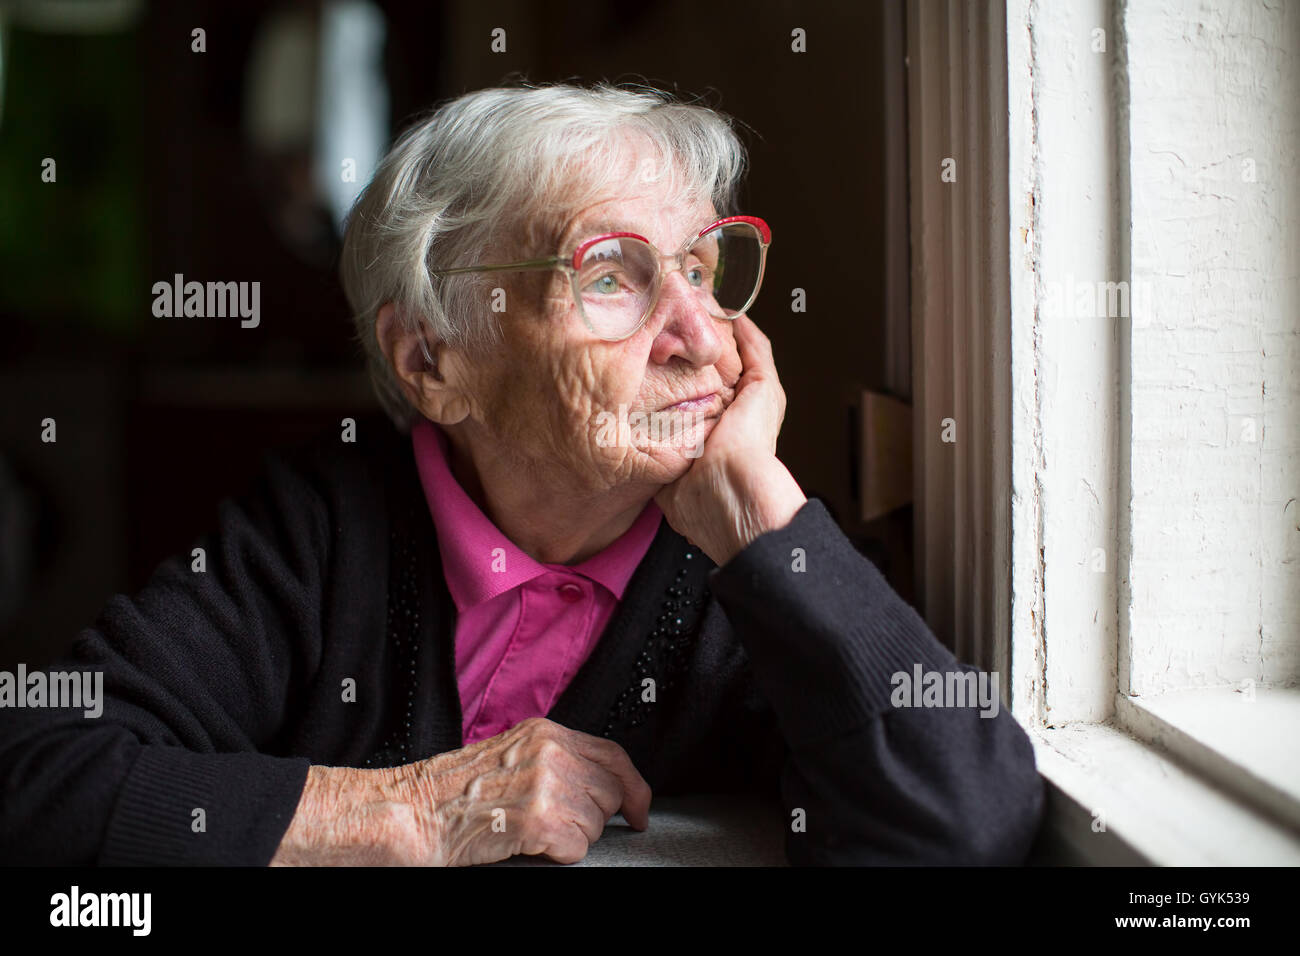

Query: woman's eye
[687,267,707,286]
[589,273,621,294]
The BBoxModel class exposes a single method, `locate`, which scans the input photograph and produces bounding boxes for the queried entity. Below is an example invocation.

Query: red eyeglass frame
[429,214,772,341]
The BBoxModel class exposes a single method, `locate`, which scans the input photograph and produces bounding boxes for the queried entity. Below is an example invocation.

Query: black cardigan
[0,414,1044,865]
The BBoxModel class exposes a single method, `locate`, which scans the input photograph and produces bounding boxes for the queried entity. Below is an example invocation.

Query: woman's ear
[375,303,471,425]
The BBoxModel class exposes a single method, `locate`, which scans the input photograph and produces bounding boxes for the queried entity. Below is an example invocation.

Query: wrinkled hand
[396,717,652,866]
[654,314,807,566]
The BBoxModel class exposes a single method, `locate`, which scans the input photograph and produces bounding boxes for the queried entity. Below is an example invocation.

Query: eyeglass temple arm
[429,256,567,277]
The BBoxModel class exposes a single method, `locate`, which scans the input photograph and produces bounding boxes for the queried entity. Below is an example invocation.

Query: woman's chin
[633,431,715,482]
[588,413,718,488]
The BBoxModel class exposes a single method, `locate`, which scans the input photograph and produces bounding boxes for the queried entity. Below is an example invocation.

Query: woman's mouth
[662,391,721,413]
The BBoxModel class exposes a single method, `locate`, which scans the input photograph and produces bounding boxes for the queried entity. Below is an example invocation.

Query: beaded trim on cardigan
[363,501,423,770]
[601,552,709,738]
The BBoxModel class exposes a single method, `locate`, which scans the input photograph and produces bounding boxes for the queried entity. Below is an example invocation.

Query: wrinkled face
[449,145,743,500]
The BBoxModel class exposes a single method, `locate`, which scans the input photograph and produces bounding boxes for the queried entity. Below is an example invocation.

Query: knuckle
[530,764,558,795]
[528,718,567,745]
[532,736,568,765]
[526,790,556,822]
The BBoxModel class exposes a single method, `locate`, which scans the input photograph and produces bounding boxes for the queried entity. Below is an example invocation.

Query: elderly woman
[0,83,1042,866]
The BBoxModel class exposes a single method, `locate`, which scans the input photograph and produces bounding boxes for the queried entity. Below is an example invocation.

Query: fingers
[523,787,603,864]
[732,313,776,380]
[543,781,611,858]
[436,718,654,866]
[732,314,785,422]
[563,729,653,830]
[573,758,629,822]
[522,735,641,863]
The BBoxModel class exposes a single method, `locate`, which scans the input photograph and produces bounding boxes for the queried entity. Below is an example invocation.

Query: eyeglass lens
[574,222,765,339]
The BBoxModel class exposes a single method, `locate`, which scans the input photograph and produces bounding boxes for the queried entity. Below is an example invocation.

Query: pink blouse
[411,419,662,745]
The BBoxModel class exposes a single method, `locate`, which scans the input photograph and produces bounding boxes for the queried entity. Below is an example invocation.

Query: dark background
[0,0,912,668]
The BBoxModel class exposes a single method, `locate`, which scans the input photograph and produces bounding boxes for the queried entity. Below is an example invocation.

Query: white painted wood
[1115,687,1300,831]
[1032,724,1300,865]
[1005,0,1121,727]
[1006,0,1045,727]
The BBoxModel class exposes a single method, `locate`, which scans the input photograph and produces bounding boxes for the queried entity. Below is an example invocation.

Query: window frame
[904,0,1300,864]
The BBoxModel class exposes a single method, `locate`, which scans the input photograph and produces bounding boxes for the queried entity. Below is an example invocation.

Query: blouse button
[557,582,584,603]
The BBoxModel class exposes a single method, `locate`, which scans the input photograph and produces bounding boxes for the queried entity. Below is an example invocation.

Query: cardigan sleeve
[0,449,324,866]
[707,499,1045,865]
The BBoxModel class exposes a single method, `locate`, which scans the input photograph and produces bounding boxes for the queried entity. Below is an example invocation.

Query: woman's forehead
[549,136,715,235]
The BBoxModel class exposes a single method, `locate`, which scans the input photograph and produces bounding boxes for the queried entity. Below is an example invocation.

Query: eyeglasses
[428,215,772,341]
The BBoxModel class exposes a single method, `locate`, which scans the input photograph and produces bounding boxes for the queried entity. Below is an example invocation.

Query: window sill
[1115,686,1300,832]
[1029,716,1300,865]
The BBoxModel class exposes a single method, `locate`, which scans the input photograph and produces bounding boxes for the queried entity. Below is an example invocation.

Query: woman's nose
[648,268,727,367]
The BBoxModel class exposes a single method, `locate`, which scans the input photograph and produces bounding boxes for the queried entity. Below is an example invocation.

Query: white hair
[339,81,749,431]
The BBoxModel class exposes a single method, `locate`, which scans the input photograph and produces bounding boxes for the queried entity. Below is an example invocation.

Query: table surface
[484,792,789,867]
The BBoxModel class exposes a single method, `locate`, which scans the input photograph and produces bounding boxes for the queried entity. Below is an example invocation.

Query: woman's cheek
[591,363,645,414]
